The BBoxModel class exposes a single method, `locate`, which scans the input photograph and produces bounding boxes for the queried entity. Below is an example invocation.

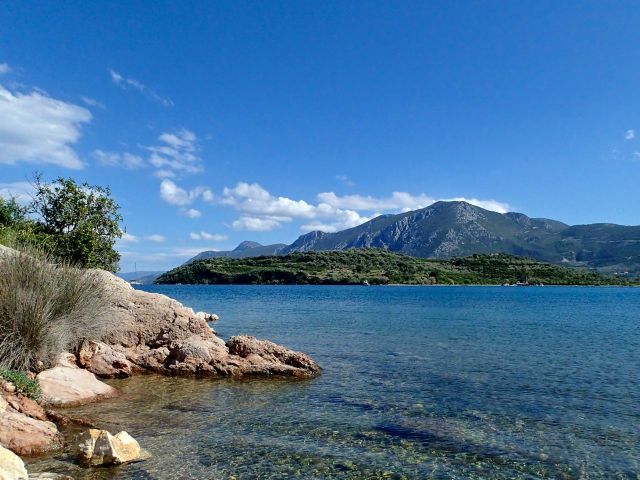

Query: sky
[1,1,640,272]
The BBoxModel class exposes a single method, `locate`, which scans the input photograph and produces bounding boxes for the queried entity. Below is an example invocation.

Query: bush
[0,369,41,400]
[0,247,114,372]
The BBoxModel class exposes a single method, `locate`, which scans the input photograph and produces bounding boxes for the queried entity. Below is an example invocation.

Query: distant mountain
[185,241,287,264]
[116,271,165,284]
[282,201,640,275]
[184,202,640,275]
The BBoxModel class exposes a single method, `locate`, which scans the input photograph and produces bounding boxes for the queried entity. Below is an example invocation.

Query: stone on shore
[0,445,28,480]
[36,355,118,407]
[87,270,321,378]
[76,429,141,466]
[0,391,61,456]
[77,341,133,378]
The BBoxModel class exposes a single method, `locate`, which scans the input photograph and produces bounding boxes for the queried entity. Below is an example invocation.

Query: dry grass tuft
[0,246,113,371]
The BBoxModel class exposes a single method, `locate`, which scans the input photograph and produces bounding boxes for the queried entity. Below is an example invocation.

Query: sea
[27,285,640,479]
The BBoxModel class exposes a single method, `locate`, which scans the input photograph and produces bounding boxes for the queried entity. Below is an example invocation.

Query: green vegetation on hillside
[0,175,122,271]
[155,249,631,286]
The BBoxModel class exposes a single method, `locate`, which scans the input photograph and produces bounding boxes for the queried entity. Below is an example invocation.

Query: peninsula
[155,250,632,286]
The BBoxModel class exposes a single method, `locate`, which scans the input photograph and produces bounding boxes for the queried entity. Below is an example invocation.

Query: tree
[30,175,123,271]
[0,196,26,228]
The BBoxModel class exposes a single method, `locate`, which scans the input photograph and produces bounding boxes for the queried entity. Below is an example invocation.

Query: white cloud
[181,208,201,219]
[222,182,317,218]
[153,169,176,179]
[119,232,139,243]
[0,181,35,204]
[0,63,11,75]
[443,197,510,214]
[625,129,635,140]
[232,216,283,231]
[190,231,228,241]
[219,182,510,233]
[146,234,165,243]
[147,129,203,175]
[317,191,434,211]
[119,232,165,243]
[159,179,212,206]
[336,174,355,186]
[81,96,106,109]
[0,84,91,169]
[109,69,173,107]
[94,149,145,169]
[160,180,190,205]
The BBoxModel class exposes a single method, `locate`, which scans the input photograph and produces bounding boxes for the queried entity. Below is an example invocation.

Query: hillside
[155,250,630,286]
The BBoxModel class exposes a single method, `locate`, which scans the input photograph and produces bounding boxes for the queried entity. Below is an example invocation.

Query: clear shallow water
[27,286,640,479]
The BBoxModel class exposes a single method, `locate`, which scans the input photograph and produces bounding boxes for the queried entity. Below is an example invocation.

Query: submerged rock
[0,445,28,480]
[76,429,141,466]
[86,270,321,378]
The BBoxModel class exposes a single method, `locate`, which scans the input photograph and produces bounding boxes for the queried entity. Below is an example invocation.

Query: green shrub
[0,247,114,372]
[0,369,41,400]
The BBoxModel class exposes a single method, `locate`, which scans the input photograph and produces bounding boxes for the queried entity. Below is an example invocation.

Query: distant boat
[362,280,370,286]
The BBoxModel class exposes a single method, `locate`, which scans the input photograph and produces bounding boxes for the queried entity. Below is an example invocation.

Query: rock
[89,270,321,378]
[76,429,141,466]
[77,341,133,378]
[195,311,219,322]
[1,381,16,394]
[0,445,28,480]
[0,391,61,456]
[36,365,118,407]
[226,336,322,377]
[54,353,77,369]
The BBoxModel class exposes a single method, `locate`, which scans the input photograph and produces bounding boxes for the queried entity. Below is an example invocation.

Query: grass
[0,244,114,372]
[0,369,41,400]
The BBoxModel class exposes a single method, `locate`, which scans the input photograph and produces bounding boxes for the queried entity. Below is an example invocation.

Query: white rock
[76,429,141,466]
[0,444,28,480]
[36,367,117,407]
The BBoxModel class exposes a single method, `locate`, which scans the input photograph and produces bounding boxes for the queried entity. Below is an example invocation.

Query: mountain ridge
[186,202,640,275]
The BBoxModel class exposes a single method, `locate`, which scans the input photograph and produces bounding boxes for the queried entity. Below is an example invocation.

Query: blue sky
[1,1,639,271]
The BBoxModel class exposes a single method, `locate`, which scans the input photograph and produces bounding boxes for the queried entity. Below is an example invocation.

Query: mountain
[282,201,640,275]
[184,202,640,275]
[185,241,287,264]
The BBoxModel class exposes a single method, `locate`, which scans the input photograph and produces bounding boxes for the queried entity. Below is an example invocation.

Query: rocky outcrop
[76,429,141,466]
[226,336,322,376]
[36,354,118,407]
[0,388,61,456]
[83,271,321,378]
[0,444,28,480]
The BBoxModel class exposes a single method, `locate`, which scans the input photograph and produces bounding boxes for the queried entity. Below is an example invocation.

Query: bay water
[27,286,640,479]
